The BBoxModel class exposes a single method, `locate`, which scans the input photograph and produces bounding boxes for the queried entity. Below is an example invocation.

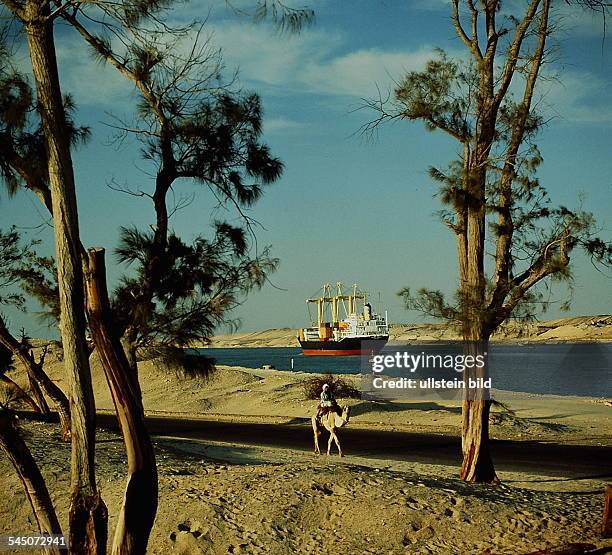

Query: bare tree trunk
[85,248,158,555]
[0,374,41,413]
[458,139,498,482]
[603,484,612,538]
[459,331,497,483]
[460,180,496,481]
[0,408,63,554]
[460,342,497,480]
[120,337,138,376]
[24,6,107,552]
[459,322,496,484]
[459,305,498,482]
[28,373,50,414]
[460,398,496,482]
[0,324,71,440]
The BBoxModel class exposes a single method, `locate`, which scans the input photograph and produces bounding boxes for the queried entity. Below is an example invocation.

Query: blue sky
[2,0,611,336]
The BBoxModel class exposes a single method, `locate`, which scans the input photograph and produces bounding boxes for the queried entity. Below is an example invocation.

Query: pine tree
[366,0,611,482]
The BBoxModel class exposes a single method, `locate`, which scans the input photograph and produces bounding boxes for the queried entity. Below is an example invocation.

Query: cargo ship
[298,283,389,355]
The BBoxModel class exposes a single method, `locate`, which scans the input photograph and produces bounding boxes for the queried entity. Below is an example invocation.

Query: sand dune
[208,315,612,347]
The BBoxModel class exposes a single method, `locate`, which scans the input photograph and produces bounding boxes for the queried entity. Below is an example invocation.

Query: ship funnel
[364,303,372,321]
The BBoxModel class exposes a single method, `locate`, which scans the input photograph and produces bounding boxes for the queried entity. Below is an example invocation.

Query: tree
[0,2,108,549]
[60,16,282,551]
[0,343,40,412]
[62,19,283,375]
[5,6,283,552]
[1,1,287,550]
[366,0,611,482]
[0,228,71,437]
[84,248,156,555]
[2,3,198,549]
[0,405,63,554]
[0,234,61,538]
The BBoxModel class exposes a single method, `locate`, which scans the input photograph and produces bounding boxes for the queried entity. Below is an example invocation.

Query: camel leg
[311,416,321,455]
[332,431,343,457]
[327,429,335,456]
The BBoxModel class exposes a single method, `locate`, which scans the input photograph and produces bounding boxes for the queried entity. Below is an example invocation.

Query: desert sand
[0,345,611,554]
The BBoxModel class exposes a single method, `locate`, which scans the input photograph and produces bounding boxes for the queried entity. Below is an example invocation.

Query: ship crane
[306,283,366,327]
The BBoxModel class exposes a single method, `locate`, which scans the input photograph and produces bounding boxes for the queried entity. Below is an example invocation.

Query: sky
[1,0,611,337]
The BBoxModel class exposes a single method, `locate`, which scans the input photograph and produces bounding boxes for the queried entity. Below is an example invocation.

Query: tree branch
[1,0,25,20]
[452,0,483,62]
[490,229,570,329]
[4,148,53,213]
[488,0,551,315]
[62,10,166,125]
[493,0,542,108]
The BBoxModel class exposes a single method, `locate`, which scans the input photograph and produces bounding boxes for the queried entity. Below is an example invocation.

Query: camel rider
[317,383,340,420]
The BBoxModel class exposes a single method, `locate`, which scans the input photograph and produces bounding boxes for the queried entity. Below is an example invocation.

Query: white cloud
[209,21,436,98]
[536,70,612,126]
[54,33,131,109]
[197,20,612,128]
[18,22,430,108]
[264,117,305,132]
[209,22,341,89]
[301,48,434,97]
[25,11,608,130]
[411,0,450,11]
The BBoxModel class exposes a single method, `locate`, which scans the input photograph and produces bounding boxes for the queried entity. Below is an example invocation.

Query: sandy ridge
[206,315,612,348]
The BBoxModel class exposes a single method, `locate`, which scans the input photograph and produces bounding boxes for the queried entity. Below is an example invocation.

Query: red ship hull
[299,336,388,356]
[301,348,372,356]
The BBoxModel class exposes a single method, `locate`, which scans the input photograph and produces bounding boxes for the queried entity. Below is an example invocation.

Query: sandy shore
[1,348,611,554]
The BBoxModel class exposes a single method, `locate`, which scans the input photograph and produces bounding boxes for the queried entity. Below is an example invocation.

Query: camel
[311,405,351,456]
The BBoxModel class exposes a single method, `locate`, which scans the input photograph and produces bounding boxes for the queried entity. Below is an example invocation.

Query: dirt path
[22,411,610,478]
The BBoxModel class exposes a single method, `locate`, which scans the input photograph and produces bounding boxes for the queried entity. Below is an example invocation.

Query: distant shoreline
[199,338,612,348]
[204,315,612,348]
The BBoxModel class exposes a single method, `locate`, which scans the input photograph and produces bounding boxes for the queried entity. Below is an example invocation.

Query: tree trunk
[603,484,612,538]
[0,374,41,413]
[0,324,71,441]
[460,396,497,482]
[0,408,63,554]
[120,335,139,379]
[85,248,158,555]
[457,100,498,482]
[28,373,50,414]
[459,213,497,481]
[459,326,497,483]
[24,7,107,553]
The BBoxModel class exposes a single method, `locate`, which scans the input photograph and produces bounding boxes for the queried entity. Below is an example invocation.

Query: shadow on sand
[348,399,462,417]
